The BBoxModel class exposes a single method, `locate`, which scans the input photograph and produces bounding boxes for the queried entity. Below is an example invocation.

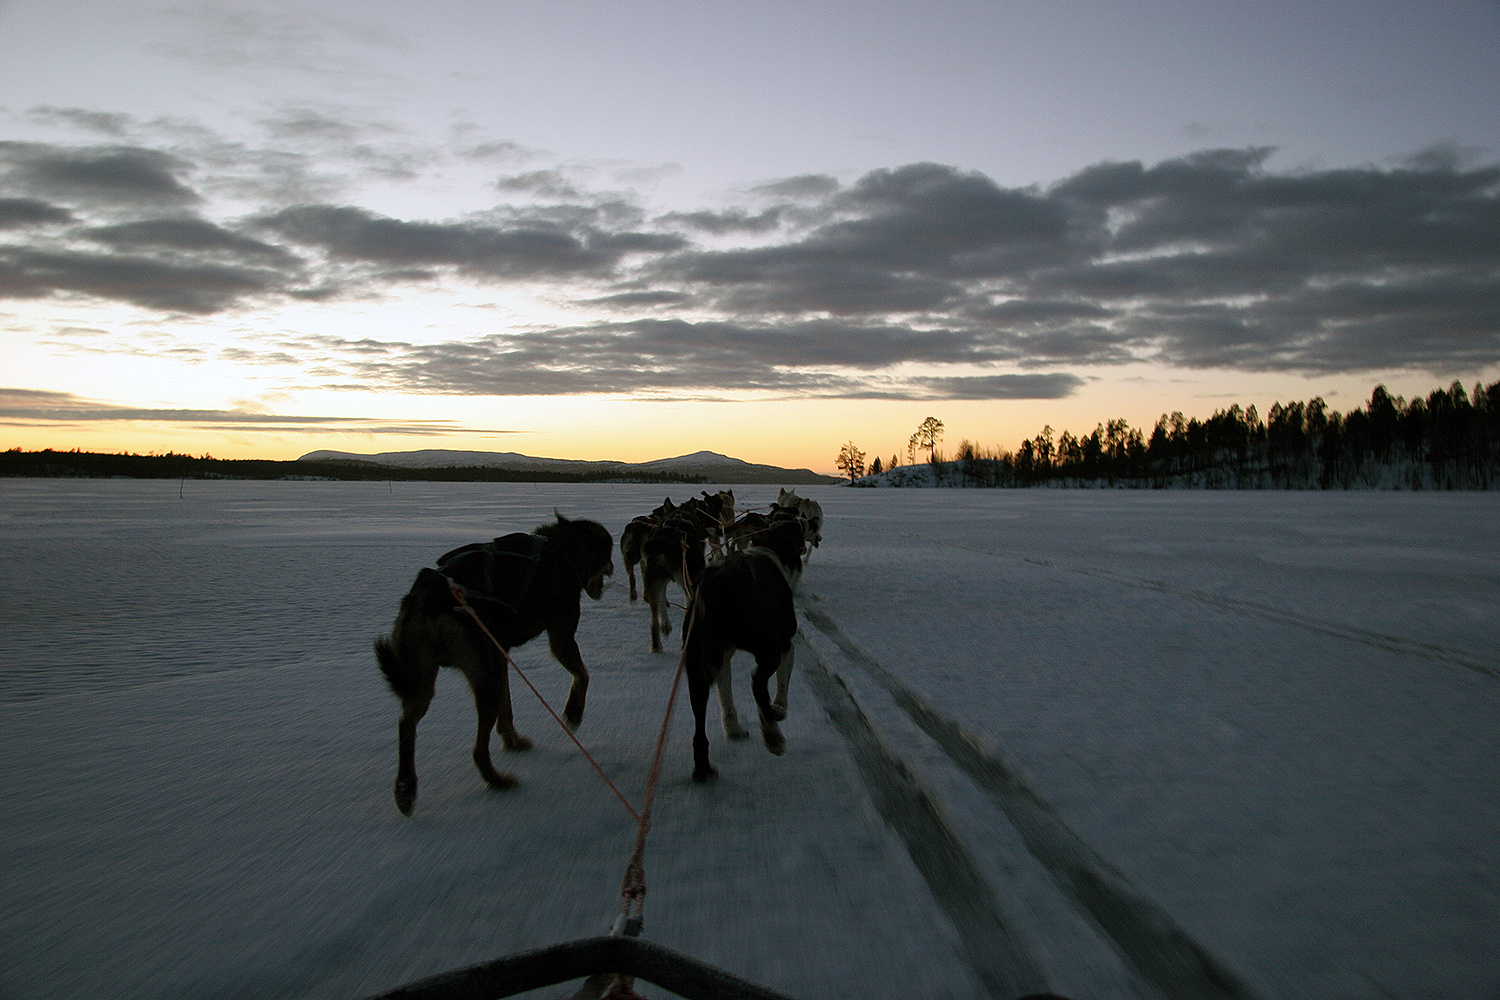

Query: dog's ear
[554,508,569,524]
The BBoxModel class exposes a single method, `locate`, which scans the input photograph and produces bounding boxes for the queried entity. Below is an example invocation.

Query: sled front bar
[362,934,798,1000]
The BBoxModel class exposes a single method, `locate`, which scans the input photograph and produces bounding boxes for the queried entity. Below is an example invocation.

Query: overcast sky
[2,0,1498,473]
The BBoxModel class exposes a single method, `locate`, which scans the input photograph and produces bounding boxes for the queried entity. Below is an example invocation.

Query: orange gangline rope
[450,584,644,826]
[620,544,696,924]
[448,542,700,927]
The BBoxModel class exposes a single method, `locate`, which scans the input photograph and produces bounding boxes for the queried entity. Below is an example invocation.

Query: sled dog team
[375,488,825,813]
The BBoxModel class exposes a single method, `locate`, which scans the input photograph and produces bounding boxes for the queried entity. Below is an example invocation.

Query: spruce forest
[860,379,1500,489]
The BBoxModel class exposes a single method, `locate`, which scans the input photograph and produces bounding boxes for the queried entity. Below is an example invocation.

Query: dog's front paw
[692,763,718,783]
[766,703,787,723]
[503,734,533,752]
[723,718,750,740]
[761,724,785,756]
[394,777,417,815]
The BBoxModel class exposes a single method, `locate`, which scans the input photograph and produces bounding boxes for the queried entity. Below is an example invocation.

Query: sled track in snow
[910,534,1499,680]
[797,595,1262,1000]
[796,631,1050,1000]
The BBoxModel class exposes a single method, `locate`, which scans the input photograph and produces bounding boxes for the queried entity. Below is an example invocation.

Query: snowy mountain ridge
[297,447,838,484]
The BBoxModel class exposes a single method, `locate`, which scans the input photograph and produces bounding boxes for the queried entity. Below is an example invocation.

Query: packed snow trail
[799,598,1257,1000]
[3,481,1498,999]
[0,481,1000,999]
[795,631,1052,999]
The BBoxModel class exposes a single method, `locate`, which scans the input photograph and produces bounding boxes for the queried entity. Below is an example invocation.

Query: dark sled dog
[641,509,707,653]
[620,491,733,601]
[683,516,805,782]
[374,513,613,814]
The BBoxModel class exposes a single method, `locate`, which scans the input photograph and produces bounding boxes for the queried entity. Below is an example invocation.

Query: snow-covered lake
[2,479,1497,1000]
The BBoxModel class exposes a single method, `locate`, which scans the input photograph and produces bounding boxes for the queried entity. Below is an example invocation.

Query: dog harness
[436,533,548,618]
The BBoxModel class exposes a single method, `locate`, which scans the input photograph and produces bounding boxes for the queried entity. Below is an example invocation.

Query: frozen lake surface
[2,479,1497,999]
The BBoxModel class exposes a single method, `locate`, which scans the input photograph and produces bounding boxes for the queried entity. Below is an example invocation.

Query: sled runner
[360,927,797,1000]
[360,929,1071,1000]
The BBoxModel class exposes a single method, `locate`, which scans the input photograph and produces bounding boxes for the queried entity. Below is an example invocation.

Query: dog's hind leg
[751,650,786,756]
[770,646,794,721]
[394,687,433,815]
[645,574,669,653]
[621,525,646,602]
[376,634,437,816]
[469,693,523,790]
[687,650,718,782]
[713,652,749,739]
[461,650,523,790]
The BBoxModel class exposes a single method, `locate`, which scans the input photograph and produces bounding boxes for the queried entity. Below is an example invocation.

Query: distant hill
[297,448,839,485]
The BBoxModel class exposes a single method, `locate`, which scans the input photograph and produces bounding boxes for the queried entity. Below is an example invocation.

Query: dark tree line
[861,380,1500,489]
[0,449,706,484]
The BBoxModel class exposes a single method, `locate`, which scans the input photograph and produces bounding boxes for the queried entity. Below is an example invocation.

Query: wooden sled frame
[362,934,798,1000]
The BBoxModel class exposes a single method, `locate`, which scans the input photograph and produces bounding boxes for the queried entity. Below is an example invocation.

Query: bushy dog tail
[374,634,414,699]
[375,568,451,701]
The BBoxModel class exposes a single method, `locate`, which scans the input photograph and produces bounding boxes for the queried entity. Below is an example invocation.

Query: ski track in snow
[896,534,1498,679]
[798,599,1258,1000]
[2,481,1498,1000]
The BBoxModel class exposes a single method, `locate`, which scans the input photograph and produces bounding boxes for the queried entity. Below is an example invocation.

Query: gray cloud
[1033,146,1500,373]
[657,164,1081,323]
[496,170,587,199]
[748,174,840,200]
[0,248,283,313]
[282,317,1075,401]
[261,107,365,145]
[27,107,133,137]
[254,203,682,280]
[1,143,200,205]
[674,251,963,315]
[0,198,74,229]
[0,387,517,437]
[658,207,785,235]
[829,163,1071,267]
[84,218,294,262]
[898,373,1087,400]
[458,141,536,163]
[5,125,1497,398]
[585,289,693,309]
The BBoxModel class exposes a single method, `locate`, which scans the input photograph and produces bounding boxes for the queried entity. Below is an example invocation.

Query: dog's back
[377,533,556,697]
[693,518,803,654]
[438,534,546,628]
[742,518,805,583]
[695,552,796,652]
[643,513,705,579]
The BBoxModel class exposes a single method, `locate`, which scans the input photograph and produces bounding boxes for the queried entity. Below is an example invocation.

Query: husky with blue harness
[375,513,614,815]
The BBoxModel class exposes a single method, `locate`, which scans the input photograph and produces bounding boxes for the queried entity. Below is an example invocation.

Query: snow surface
[2,480,1497,1000]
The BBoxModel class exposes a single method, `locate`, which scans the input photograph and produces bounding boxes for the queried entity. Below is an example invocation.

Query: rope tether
[620,545,696,926]
[450,584,642,825]
[447,545,700,931]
